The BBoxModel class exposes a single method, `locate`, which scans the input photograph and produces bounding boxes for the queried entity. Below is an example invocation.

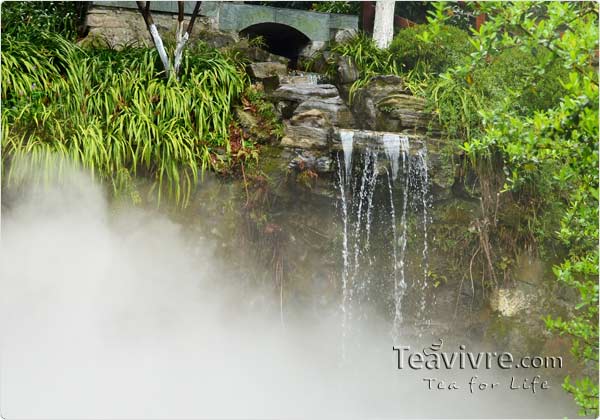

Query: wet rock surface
[351,75,441,136]
[295,96,355,128]
[248,62,288,80]
[271,83,339,104]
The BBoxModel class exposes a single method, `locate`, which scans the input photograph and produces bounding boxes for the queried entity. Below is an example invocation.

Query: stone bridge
[88,1,358,57]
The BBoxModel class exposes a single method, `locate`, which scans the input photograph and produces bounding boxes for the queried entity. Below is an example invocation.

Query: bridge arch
[240,22,311,60]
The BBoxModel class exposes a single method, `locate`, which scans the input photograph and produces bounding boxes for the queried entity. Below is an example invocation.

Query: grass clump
[2,30,249,206]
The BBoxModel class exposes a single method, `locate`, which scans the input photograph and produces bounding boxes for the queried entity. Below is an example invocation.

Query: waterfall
[391,136,410,343]
[336,154,351,358]
[386,169,400,342]
[335,130,431,348]
[351,150,378,308]
[415,148,431,332]
[337,148,379,357]
[382,133,401,181]
[340,130,354,181]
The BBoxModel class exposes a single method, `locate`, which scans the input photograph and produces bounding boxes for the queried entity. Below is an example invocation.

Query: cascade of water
[415,147,431,333]
[386,169,400,342]
[335,131,432,346]
[336,153,351,359]
[340,130,354,181]
[353,150,378,307]
[391,137,411,342]
[305,72,320,84]
[382,133,401,181]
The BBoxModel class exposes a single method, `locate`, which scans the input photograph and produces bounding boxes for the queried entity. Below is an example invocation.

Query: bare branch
[174,2,202,76]
[136,1,171,77]
[186,2,202,35]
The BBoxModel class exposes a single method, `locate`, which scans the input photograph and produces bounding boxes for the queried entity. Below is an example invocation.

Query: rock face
[248,62,288,80]
[272,81,357,175]
[233,40,290,65]
[295,97,355,128]
[271,83,339,104]
[270,74,447,190]
[270,83,340,119]
[351,75,440,135]
[490,288,530,317]
[336,56,359,85]
[281,110,332,150]
[247,62,288,91]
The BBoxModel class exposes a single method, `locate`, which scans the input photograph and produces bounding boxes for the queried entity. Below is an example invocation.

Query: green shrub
[307,32,399,101]
[2,32,249,206]
[422,3,598,414]
[388,24,473,77]
[427,46,569,139]
[311,2,361,15]
[1,1,82,40]
[474,47,569,115]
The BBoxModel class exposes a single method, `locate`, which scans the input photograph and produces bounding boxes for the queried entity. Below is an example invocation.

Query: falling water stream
[415,148,431,333]
[337,132,431,347]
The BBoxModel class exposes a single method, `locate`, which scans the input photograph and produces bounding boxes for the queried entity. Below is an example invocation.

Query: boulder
[336,55,359,85]
[248,62,288,80]
[271,83,340,119]
[334,28,358,44]
[271,83,339,103]
[351,75,438,133]
[289,109,331,129]
[279,72,327,85]
[294,97,355,128]
[197,30,239,49]
[280,129,330,150]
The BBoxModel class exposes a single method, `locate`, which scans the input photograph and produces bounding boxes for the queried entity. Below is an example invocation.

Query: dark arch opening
[240,22,311,62]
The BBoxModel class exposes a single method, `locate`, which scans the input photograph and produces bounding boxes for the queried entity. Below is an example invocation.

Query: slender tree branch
[136,1,171,77]
[186,2,202,35]
[174,2,202,76]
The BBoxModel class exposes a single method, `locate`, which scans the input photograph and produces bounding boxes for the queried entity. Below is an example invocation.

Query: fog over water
[0,170,580,419]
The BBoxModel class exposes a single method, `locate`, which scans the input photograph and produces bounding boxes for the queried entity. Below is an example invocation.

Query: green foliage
[242,86,285,142]
[420,2,598,414]
[388,24,473,77]
[311,2,361,15]
[2,31,249,206]
[1,1,82,40]
[309,32,399,101]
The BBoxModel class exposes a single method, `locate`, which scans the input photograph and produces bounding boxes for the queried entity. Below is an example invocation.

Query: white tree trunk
[372,0,395,49]
[149,23,171,77]
[173,19,189,76]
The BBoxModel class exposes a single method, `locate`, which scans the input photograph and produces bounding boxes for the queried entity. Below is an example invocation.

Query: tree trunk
[372,0,395,49]
[136,1,171,77]
[173,2,202,76]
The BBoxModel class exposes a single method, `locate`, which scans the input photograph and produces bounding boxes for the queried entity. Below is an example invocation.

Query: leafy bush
[388,24,473,77]
[422,2,598,414]
[311,2,361,15]
[1,1,83,40]
[307,32,399,101]
[2,31,249,206]
[473,47,569,115]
